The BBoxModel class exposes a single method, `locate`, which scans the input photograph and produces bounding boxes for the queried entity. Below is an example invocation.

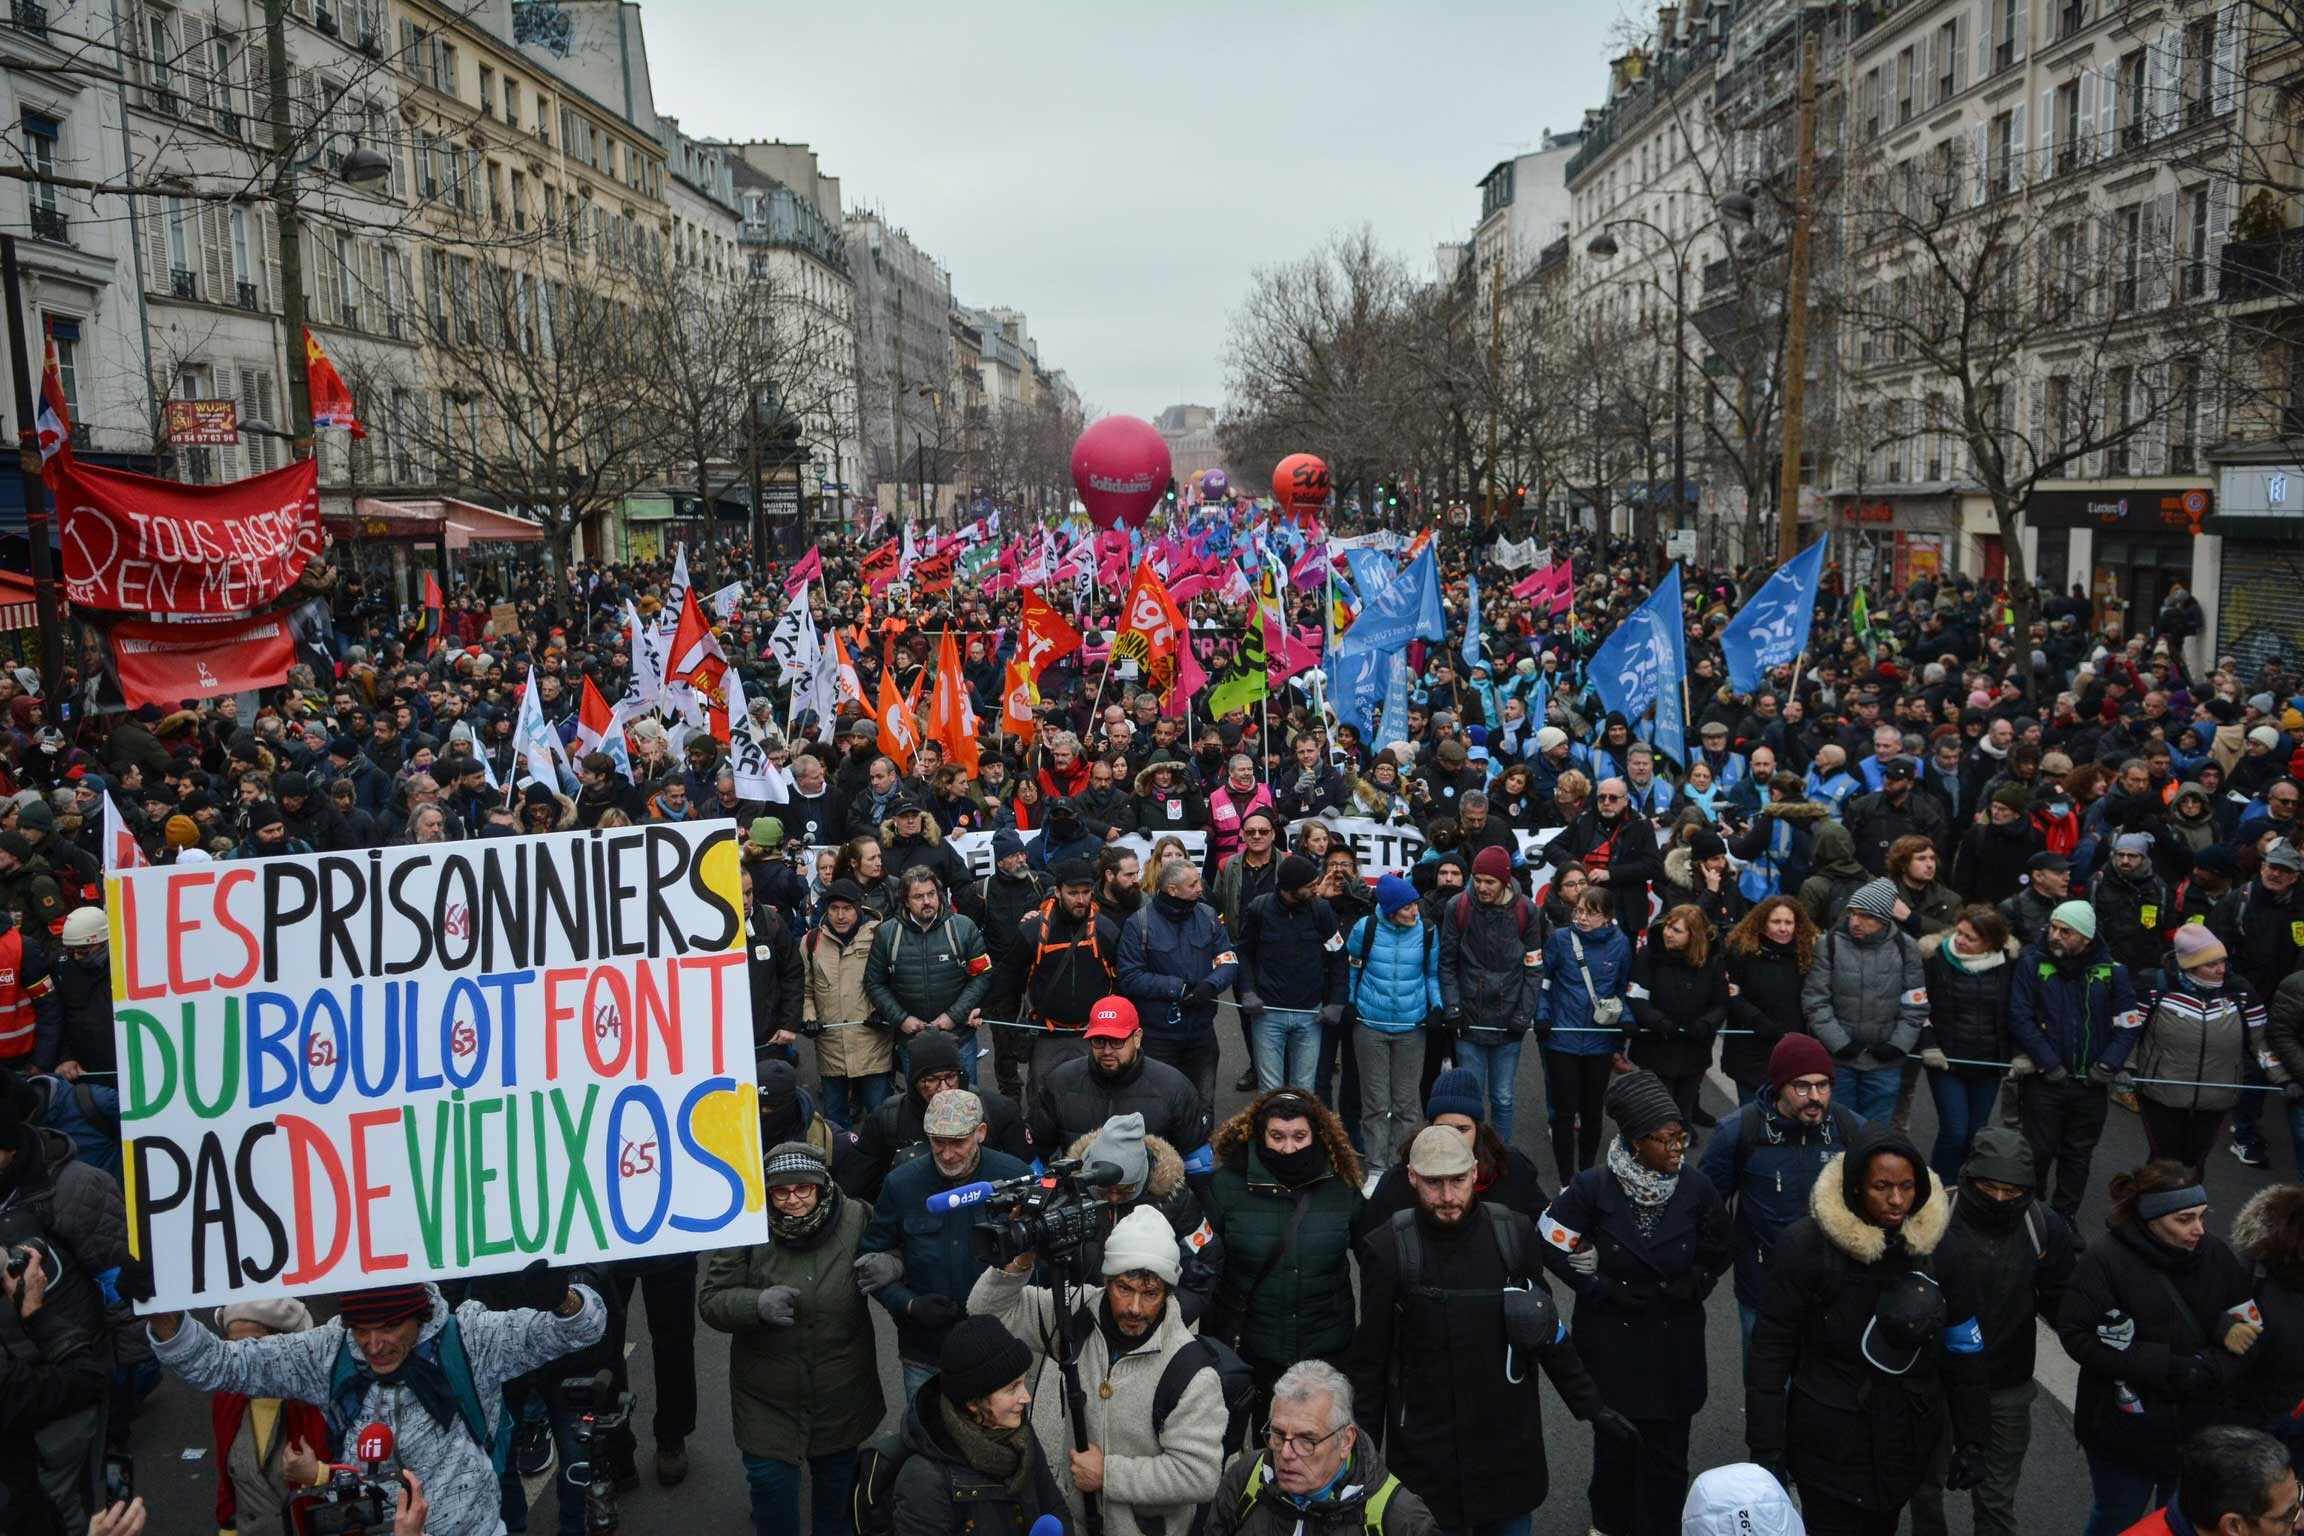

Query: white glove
[1566,1246,1600,1276]
[1920,1048,1951,1072]
[2007,1053,2037,1079]
[2097,1311,2136,1352]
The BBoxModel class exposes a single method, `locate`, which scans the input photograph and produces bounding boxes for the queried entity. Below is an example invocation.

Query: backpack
[1233,1459,1404,1536]
[1449,889,1538,945]
[1388,1203,1525,1296]
[1152,1334,1258,1455]
[851,1423,1016,1536]
[328,1314,508,1475]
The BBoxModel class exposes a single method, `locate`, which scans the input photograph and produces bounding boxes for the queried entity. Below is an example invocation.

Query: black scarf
[331,1334,461,1433]
[769,1182,843,1247]
[1260,1140,1327,1187]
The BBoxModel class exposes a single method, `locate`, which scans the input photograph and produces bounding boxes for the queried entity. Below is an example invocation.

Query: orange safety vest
[0,927,45,1060]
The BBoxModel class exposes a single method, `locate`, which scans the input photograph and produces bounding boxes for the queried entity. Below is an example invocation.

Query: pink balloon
[1071,416,1172,531]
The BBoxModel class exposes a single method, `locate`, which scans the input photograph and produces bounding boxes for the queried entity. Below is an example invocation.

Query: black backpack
[850,1422,1014,1536]
[1152,1334,1259,1455]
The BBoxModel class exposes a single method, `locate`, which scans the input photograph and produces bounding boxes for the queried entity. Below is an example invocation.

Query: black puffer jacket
[1746,1125,1990,1512]
[1916,933,2019,1073]
[889,1378,1073,1536]
[1721,936,1810,1087]
[0,1125,128,1364]
[1626,927,1728,1079]
[1026,1050,1210,1156]
[2093,865,2175,976]
[1436,888,1545,1041]
[2055,1214,2254,1474]
[2227,1185,2304,1439]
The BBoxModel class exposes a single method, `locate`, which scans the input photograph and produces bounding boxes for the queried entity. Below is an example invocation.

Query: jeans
[819,1072,893,1129]
[2021,1076,2111,1221]
[1357,1025,1426,1171]
[744,1450,859,1536]
[1253,1008,1322,1091]
[1926,1071,2002,1185]
[1147,1030,1221,1114]
[902,1361,935,1403]
[2083,1446,2174,1536]
[1834,1062,1903,1122]
[1455,1036,1525,1144]
[1908,1379,2035,1536]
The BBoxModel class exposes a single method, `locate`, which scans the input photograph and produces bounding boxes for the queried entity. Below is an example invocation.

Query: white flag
[725,669,787,804]
[708,580,745,620]
[767,602,820,681]
[514,664,571,787]
[899,520,919,581]
[662,545,692,636]
[621,601,666,707]
[102,792,147,871]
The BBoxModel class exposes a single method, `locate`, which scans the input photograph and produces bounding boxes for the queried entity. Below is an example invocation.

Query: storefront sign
[2025,487,2213,534]
[163,399,238,446]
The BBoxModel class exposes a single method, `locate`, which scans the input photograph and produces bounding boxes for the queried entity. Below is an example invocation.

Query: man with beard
[1845,758,1951,877]
[856,1088,1032,1399]
[1543,778,1663,934]
[1003,860,1120,1082]
[967,1206,1228,1536]
[1029,997,1210,1157]
[2092,832,2175,977]
[1097,846,1144,917]
[1350,1127,1631,1535]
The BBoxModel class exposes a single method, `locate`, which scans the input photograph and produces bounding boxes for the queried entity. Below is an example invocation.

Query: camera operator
[859,1088,1033,1401]
[0,1243,109,1536]
[1055,1113,1223,1324]
[145,1268,606,1536]
[967,1207,1227,1536]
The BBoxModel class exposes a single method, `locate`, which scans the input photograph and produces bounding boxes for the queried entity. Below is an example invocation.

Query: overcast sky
[645,0,1625,422]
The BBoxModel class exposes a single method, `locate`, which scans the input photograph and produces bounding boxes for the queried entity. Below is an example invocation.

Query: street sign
[1666,529,1699,560]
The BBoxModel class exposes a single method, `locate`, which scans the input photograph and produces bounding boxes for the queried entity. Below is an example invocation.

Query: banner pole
[2,236,65,705]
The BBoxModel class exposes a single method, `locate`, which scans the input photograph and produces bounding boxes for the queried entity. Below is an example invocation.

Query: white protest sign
[110,823,767,1311]
[946,828,1209,880]
[1293,815,1428,878]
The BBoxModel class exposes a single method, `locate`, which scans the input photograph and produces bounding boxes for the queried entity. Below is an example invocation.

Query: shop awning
[441,498,545,546]
[325,498,545,549]
[0,569,50,630]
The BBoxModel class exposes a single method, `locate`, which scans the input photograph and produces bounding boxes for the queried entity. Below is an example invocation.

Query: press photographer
[1050,1114,1223,1323]
[0,1242,111,1536]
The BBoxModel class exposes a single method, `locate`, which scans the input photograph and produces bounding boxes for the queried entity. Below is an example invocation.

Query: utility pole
[1484,254,1502,530]
[3,238,65,703]
[1775,23,1817,566]
[264,0,314,461]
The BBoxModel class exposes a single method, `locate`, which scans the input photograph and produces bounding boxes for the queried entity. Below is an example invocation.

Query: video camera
[562,1368,638,1535]
[290,1423,399,1536]
[956,1157,1124,1270]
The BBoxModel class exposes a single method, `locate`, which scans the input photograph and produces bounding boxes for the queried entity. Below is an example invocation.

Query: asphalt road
[120,1012,2282,1535]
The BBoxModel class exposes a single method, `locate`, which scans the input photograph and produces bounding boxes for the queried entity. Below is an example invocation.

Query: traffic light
[1166,477,1178,503]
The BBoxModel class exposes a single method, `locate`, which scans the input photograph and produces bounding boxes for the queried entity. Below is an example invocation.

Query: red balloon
[1071,416,1172,530]
[1272,453,1330,519]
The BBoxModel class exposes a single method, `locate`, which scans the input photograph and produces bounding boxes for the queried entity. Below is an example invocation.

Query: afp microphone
[926,1181,998,1214]
[1029,1517,1064,1536]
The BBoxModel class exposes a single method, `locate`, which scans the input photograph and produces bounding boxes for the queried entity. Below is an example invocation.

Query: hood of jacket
[1810,821,1865,878]
[1765,799,1831,826]
[1134,760,1189,796]
[1811,1132,1949,1263]
[1065,1129,1186,1200]
[2232,1184,2304,1278]
[1664,844,1696,889]
[879,816,947,848]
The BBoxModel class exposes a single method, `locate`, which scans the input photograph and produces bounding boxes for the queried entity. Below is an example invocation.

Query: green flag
[1852,586,1877,661]
[1208,607,1270,718]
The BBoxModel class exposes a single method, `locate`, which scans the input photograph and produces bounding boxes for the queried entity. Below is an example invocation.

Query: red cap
[1085,996,1139,1040]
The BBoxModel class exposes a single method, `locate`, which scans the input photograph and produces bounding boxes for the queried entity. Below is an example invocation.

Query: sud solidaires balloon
[1071,415,1171,530]
[1273,453,1330,519]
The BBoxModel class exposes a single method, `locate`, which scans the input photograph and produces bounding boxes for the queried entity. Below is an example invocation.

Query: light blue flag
[1333,543,1445,660]
[1344,547,1397,599]
[1462,572,1482,674]
[1719,539,1826,694]
[1327,644,1387,737]
[1372,651,1413,749]
[1591,565,1687,760]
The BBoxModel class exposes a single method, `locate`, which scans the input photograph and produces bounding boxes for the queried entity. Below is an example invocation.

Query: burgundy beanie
[1769,1033,1836,1091]
[337,1284,431,1328]
[1471,846,1513,883]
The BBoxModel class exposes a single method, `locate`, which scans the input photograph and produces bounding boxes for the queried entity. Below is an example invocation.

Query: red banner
[60,457,321,615]
[911,547,957,594]
[108,610,295,707]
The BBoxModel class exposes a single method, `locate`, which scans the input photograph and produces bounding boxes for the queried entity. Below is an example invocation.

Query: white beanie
[1681,1464,1805,1536]
[1535,726,1569,753]
[2252,725,2283,750]
[1101,1204,1180,1286]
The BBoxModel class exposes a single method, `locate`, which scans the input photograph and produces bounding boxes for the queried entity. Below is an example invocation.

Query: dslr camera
[290,1468,393,1536]
[971,1156,1125,1270]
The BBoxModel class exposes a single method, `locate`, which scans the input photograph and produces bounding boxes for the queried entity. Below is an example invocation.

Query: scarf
[1260,1140,1328,1188]
[1941,941,2006,976]
[935,1392,1035,1501]
[769,1182,843,1247]
[1606,1138,1678,1237]
[331,1333,461,1434]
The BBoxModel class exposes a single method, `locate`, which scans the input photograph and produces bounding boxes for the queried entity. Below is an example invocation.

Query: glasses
[1245,827,1274,837]
[916,1071,962,1092]
[1785,1077,1832,1097]
[1266,1424,1348,1457]
[767,1184,819,1205]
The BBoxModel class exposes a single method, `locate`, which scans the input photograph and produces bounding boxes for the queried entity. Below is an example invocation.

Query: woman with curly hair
[1721,898,1819,1104]
[1200,1088,1364,1408]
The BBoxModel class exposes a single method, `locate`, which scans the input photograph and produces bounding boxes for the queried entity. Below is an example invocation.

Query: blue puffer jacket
[1345,913,1442,1032]
[1541,920,1633,1056]
[860,1146,1031,1366]
[1117,895,1240,1040]
[2007,937,2144,1077]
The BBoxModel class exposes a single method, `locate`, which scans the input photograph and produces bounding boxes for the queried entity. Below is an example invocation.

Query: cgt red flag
[108,610,294,707]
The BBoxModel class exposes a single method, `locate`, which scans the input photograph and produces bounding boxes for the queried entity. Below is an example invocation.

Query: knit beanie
[1471,846,1513,883]
[938,1315,1032,1405]
[762,1140,829,1189]
[2050,899,2098,940]
[1846,878,1901,923]
[1100,1204,1181,1286]
[1426,1068,1483,1122]
[1277,853,1319,893]
[337,1284,432,1328]
[1769,1032,1835,1091]
[1991,783,2030,815]
[215,1296,315,1335]
[1085,1112,1150,1192]
[1375,873,1419,916]
[2173,924,2228,971]
[1606,1069,1685,1144]
[164,814,200,850]
[909,1031,963,1080]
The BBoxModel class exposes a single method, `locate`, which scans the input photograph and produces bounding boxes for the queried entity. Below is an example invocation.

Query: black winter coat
[1952,819,2043,908]
[1937,1191,2077,1389]
[2226,1187,2304,1438]
[2055,1221,2254,1472]
[2210,881,2304,1000]
[1350,1203,1604,1526]
[1237,891,1348,1013]
[889,1379,1073,1536]
[745,901,806,1050]
[1627,931,1728,1079]
[1721,939,1810,1088]
[1436,889,1545,1041]
[2094,866,2176,977]
[1354,1146,1551,1243]
[1536,1162,1730,1420]
[1845,789,1952,876]
[1545,809,1663,930]
[1917,935,2018,1074]
[845,1083,1036,1200]
[1746,1141,1990,1511]
[1026,1050,1210,1156]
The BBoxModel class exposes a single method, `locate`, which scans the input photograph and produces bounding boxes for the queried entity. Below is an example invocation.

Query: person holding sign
[146,1269,606,1536]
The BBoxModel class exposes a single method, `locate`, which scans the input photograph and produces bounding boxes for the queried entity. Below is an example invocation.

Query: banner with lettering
[1287,816,1429,878]
[60,456,321,615]
[110,822,767,1310]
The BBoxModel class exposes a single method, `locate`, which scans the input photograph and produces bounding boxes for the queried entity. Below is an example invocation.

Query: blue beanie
[1427,1068,1483,1122]
[1375,873,1419,916]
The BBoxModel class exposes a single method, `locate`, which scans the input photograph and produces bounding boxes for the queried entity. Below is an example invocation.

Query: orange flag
[876,664,920,773]
[926,630,982,772]
[1000,659,1038,740]
[1019,590,1082,682]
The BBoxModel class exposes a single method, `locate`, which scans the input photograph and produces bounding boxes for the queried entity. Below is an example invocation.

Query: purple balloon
[1200,469,1229,499]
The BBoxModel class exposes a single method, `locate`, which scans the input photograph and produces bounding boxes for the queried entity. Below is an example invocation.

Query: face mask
[1261,1138,1327,1186]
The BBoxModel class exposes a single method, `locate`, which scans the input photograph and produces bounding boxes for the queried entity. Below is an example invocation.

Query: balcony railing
[10,0,45,37]
[169,267,198,299]
[2220,228,2304,303]
[29,205,67,243]
[236,280,258,310]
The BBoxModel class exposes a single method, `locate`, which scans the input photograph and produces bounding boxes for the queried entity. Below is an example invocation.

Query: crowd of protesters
[0,503,2300,1536]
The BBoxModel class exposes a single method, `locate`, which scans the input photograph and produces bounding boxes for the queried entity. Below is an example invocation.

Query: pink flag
[1512,558,1575,616]
[783,546,823,597]
[1268,620,1322,686]
[1166,639,1207,718]
[1166,572,1217,603]
[1288,542,1328,591]
[1094,530,1132,589]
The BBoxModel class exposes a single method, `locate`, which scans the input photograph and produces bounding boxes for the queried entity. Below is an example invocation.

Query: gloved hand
[1318,1003,1345,1028]
[2096,1309,2136,1352]
[2169,1353,2219,1399]
[2088,1061,2117,1086]
[1660,1270,1705,1304]
[1871,1042,1906,1066]
[1565,1245,1600,1276]
[1590,1409,1642,1448]
[2113,1072,2138,1097]
[799,1018,825,1038]
[1945,1446,1987,1492]
[1920,1048,1951,1072]
[2283,1081,2304,1105]
[908,1294,963,1330]
[2224,1317,2265,1357]
[115,1253,156,1306]
[2043,1065,2072,1085]
[1185,978,1220,1007]
[2008,1053,2037,1078]
[517,1258,568,1313]
[852,1252,904,1294]
[1237,991,1264,1021]
[1443,1004,1464,1025]
[756,1285,800,1327]
[1831,1039,1863,1062]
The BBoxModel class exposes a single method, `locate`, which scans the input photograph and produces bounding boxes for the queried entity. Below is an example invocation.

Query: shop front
[2023,486,2211,637]
[1831,495,1959,591]
[2209,463,2304,673]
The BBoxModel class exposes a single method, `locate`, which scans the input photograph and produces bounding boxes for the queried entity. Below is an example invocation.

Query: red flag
[859,538,900,591]
[1000,658,1038,739]
[304,327,363,436]
[665,587,730,741]
[103,792,146,872]
[912,546,957,595]
[35,334,71,485]
[925,630,981,773]
[1112,561,1187,693]
[1018,590,1082,681]
[411,568,444,660]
